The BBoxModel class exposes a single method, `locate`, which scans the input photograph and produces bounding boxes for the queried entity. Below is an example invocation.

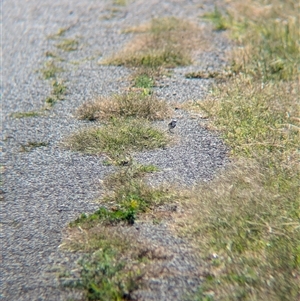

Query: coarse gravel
[2,0,230,300]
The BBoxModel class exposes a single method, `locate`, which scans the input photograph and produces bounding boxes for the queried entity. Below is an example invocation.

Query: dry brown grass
[104,17,206,68]
[76,91,172,121]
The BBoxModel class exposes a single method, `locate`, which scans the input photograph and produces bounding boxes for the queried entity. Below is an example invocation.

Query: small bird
[168,119,177,133]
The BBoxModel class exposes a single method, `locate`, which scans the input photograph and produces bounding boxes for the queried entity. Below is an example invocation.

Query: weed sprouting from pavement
[11,111,41,118]
[41,61,64,80]
[47,27,71,39]
[45,80,67,106]
[113,0,127,5]
[76,91,171,121]
[20,141,49,152]
[65,118,169,159]
[56,38,79,52]
[61,163,173,300]
[104,17,204,68]
[60,229,142,301]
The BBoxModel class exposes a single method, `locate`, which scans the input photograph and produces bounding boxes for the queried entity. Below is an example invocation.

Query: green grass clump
[73,250,131,301]
[76,92,171,121]
[70,207,136,227]
[134,73,154,89]
[185,71,222,79]
[65,118,169,159]
[61,229,141,301]
[51,80,67,98]
[202,6,229,31]
[70,164,166,229]
[45,80,67,106]
[113,0,127,5]
[11,111,41,118]
[111,48,191,69]
[47,27,70,39]
[104,16,202,68]
[63,164,172,300]
[61,160,173,300]
[41,61,64,79]
[20,141,48,152]
[56,38,78,51]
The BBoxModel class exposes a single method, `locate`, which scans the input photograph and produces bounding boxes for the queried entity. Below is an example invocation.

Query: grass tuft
[61,224,170,301]
[104,17,204,68]
[41,61,64,80]
[185,70,229,79]
[47,27,71,39]
[20,141,48,152]
[60,228,142,301]
[45,80,67,106]
[65,118,169,159]
[113,0,127,5]
[11,111,41,118]
[134,73,154,89]
[51,80,67,99]
[56,38,79,52]
[69,163,170,229]
[202,6,229,31]
[76,92,171,121]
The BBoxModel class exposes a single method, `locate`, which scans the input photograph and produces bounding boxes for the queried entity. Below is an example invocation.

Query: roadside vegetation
[181,0,299,300]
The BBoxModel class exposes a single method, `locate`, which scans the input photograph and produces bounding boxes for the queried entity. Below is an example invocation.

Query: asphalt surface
[2,0,229,300]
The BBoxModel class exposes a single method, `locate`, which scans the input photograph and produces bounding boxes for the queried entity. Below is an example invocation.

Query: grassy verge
[104,16,204,68]
[180,0,300,300]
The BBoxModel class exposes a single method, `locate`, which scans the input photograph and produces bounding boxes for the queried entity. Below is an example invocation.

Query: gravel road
[2,0,229,300]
